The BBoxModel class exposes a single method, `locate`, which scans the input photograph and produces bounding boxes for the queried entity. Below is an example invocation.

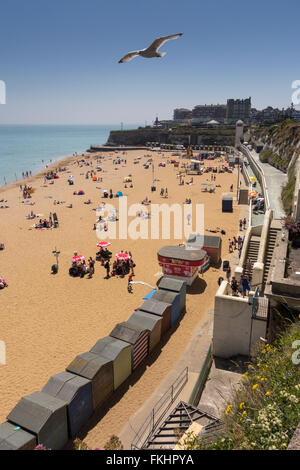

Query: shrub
[180,320,300,450]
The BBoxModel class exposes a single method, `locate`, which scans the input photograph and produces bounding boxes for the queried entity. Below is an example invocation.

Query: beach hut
[90,336,132,391]
[66,352,113,410]
[0,422,36,450]
[41,371,93,438]
[109,322,150,371]
[138,299,171,336]
[158,277,186,313]
[152,290,181,327]
[222,195,233,212]
[128,310,162,352]
[7,391,68,450]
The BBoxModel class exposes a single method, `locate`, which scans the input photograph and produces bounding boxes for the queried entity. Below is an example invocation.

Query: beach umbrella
[97,242,111,248]
[115,252,131,261]
[248,190,258,198]
[72,255,85,263]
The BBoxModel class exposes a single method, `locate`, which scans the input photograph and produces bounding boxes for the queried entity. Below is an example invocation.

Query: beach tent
[116,191,123,197]
[0,422,36,450]
[7,391,68,450]
[42,371,93,438]
[158,277,186,313]
[66,352,113,410]
[128,310,162,352]
[137,299,171,335]
[152,290,181,327]
[90,336,132,391]
[109,322,150,371]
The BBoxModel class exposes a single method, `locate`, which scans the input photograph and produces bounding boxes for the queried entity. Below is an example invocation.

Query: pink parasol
[72,255,85,263]
[115,252,131,261]
[97,241,111,248]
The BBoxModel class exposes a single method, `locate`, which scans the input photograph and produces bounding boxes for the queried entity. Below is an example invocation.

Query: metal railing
[240,145,271,210]
[131,367,188,450]
[189,344,213,406]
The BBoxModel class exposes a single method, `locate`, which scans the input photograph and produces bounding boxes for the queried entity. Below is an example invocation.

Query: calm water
[0,124,138,185]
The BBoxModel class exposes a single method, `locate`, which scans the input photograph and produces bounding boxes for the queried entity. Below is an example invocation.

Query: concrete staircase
[263,227,280,283]
[243,235,260,279]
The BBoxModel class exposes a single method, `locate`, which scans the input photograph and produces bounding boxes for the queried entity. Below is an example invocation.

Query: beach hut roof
[90,336,130,360]
[152,290,179,303]
[157,245,206,262]
[187,233,221,248]
[7,391,66,434]
[42,371,90,404]
[66,351,112,380]
[158,277,186,291]
[0,422,36,450]
[128,310,161,331]
[110,321,148,345]
[138,299,171,315]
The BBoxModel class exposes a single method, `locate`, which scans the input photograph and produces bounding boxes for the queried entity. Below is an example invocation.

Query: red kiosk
[157,245,207,286]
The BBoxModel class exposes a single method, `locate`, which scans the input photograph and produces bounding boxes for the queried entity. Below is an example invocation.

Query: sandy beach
[0,148,241,448]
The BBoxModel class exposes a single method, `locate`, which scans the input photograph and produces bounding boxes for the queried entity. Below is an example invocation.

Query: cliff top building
[192,104,227,123]
[173,108,192,121]
[226,98,251,123]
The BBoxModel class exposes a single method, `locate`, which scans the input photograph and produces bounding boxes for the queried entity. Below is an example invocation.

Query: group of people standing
[103,252,135,281]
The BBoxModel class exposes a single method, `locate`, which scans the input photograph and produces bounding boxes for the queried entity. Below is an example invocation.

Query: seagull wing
[145,33,183,54]
[118,51,140,63]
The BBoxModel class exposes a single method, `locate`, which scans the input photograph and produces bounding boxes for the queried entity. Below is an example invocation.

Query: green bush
[180,320,300,450]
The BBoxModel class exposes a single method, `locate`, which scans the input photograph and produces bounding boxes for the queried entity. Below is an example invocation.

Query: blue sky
[0,0,299,124]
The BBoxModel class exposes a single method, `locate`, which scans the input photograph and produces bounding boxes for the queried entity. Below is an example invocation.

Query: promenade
[247,149,287,218]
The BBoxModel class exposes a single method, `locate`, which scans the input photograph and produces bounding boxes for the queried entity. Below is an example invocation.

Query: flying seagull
[118,33,183,63]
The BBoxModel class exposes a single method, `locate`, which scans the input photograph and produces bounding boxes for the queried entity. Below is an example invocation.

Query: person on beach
[239,219,243,231]
[233,236,237,250]
[127,273,133,293]
[237,235,243,249]
[88,257,95,278]
[226,265,231,282]
[228,239,233,253]
[165,188,168,198]
[104,260,110,279]
[243,217,247,230]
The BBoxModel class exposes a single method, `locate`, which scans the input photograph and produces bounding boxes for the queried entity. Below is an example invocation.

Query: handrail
[240,145,271,210]
[131,367,188,450]
[189,344,212,406]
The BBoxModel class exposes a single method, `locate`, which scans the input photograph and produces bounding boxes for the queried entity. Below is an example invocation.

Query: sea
[0,124,139,185]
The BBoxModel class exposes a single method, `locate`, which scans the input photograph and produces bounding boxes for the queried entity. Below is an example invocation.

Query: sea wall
[106,128,235,147]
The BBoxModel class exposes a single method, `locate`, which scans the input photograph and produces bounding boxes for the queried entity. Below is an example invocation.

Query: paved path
[248,149,287,218]
[119,309,214,449]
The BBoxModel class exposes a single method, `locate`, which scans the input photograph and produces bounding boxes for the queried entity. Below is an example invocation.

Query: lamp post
[52,247,60,274]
